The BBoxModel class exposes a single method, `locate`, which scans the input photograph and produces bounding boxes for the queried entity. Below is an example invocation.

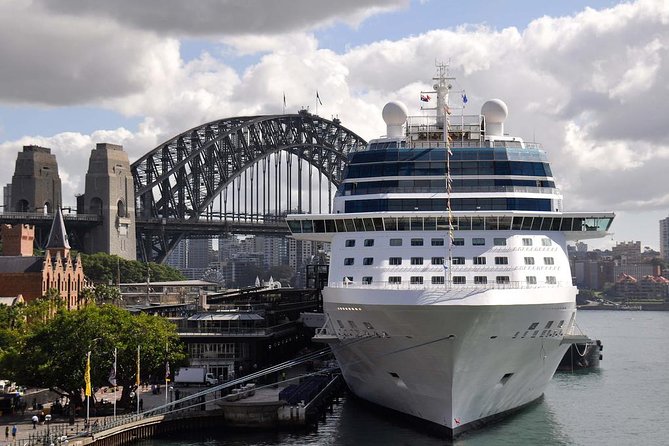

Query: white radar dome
[481,98,508,136]
[382,101,408,138]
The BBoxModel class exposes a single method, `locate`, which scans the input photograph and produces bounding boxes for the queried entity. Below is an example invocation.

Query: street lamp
[45,414,52,442]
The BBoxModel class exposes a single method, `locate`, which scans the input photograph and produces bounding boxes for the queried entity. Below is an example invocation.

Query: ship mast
[434,62,455,286]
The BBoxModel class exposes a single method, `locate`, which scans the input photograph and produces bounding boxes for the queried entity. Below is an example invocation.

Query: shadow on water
[136,391,575,446]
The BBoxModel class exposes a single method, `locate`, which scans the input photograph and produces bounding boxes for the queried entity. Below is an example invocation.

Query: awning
[187,313,264,321]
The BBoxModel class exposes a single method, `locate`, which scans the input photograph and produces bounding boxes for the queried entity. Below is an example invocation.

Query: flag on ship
[420,94,431,102]
[316,91,323,105]
[445,104,452,115]
[462,93,468,104]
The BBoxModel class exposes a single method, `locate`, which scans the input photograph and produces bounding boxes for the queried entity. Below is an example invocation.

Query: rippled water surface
[141,311,669,445]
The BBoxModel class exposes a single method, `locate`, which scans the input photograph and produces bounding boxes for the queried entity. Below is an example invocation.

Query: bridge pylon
[82,143,137,260]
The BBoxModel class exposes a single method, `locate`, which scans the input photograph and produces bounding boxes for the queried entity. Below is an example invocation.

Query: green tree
[93,284,122,304]
[80,253,185,284]
[4,304,185,413]
[265,265,295,285]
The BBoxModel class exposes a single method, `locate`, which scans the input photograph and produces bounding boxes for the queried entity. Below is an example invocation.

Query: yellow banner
[84,351,91,397]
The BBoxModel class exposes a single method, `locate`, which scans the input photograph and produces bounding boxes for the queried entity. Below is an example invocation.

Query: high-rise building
[165,239,188,270]
[660,216,669,261]
[187,238,212,270]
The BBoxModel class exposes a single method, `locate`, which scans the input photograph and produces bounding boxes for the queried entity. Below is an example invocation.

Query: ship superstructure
[286,64,613,437]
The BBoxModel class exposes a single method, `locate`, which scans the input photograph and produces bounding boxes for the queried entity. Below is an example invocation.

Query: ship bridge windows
[432,276,445,285]
[496,276,510,284]
[546,276,557,284]
[363,257,374,265]
[364,239,375,247]
[390,238,403,246]
[526,276,537,285]
[495,256,509,265]
[411,238,424,246]
[389,276,402,284]
[453,276,466,284]
[410,257,424,265]
[453,238,465,246]
[431,238,445,246]
[452,257,466,265]
[362,277,373,285]
[389,257,402,265]
[524,257,535,265]
[472,238,486,246]
[542,237,552,246]
[345,239,356,247]
[344,258,355,265]
[410,276,424,285]
[474,276,488,284]
[544,257,555,265]
[432,256,445,265]
[522,238,533,246]
[473,257,486,265]
[288,215,613,234]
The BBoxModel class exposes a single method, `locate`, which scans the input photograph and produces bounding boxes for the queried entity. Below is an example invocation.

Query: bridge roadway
[0,211,290,249]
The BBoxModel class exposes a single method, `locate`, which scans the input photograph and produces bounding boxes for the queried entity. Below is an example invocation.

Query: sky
[0,0,667,250]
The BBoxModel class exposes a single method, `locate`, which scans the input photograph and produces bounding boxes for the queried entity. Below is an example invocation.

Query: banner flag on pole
[165,361,170,383]
[84,351,92,397]
[136,345,141,387]
[108,348,117,386]
[316,91,323,106]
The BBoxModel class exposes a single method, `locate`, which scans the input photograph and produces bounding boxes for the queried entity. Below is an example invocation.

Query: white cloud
[34,0,409,37]
[0,1,182,106]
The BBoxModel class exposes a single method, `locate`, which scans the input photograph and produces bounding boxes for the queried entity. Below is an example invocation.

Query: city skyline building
[660,216,669,261]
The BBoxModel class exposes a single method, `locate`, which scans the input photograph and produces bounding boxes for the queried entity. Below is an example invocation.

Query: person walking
[11,424,17,439]
[31,415,38,429]
[5,426,9,440]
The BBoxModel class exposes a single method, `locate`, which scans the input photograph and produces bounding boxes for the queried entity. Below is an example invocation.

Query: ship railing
[330,280,569,291]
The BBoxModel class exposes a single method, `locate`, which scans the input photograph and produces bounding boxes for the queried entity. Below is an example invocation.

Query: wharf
[5,371,344,446]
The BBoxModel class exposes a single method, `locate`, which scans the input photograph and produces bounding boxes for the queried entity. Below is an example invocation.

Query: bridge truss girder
[131,113,367,263]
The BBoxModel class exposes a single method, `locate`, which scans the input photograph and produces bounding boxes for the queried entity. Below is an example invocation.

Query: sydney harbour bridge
[132,111,366,262]
[0,111,366,262]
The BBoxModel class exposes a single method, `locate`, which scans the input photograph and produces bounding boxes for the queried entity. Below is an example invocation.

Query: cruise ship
[286,65,614,437]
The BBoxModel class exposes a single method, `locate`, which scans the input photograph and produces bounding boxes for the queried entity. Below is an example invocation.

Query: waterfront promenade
[0,364,331,446]
[0,385,180,445]
[2,382,267,445]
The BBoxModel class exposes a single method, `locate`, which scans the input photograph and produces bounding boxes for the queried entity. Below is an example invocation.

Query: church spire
[46,207,70,257]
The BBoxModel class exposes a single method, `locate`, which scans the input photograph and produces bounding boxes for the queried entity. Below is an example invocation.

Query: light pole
[45,414,51,443]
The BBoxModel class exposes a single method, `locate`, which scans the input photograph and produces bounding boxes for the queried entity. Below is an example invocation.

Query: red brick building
[0,210,90,309]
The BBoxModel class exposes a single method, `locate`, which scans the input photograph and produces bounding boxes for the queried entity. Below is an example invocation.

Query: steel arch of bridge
[131,112,367,262]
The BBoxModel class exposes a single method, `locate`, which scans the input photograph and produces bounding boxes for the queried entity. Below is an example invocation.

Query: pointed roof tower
[45,207,70,258]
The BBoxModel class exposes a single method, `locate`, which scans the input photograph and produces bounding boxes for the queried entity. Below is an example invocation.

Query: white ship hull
[323,285,574,436]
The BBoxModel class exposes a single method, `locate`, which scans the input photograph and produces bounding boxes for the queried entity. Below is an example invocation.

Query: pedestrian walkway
[0,384,184,446]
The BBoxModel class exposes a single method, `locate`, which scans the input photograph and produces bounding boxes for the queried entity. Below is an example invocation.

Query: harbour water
[141,310,669,445]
